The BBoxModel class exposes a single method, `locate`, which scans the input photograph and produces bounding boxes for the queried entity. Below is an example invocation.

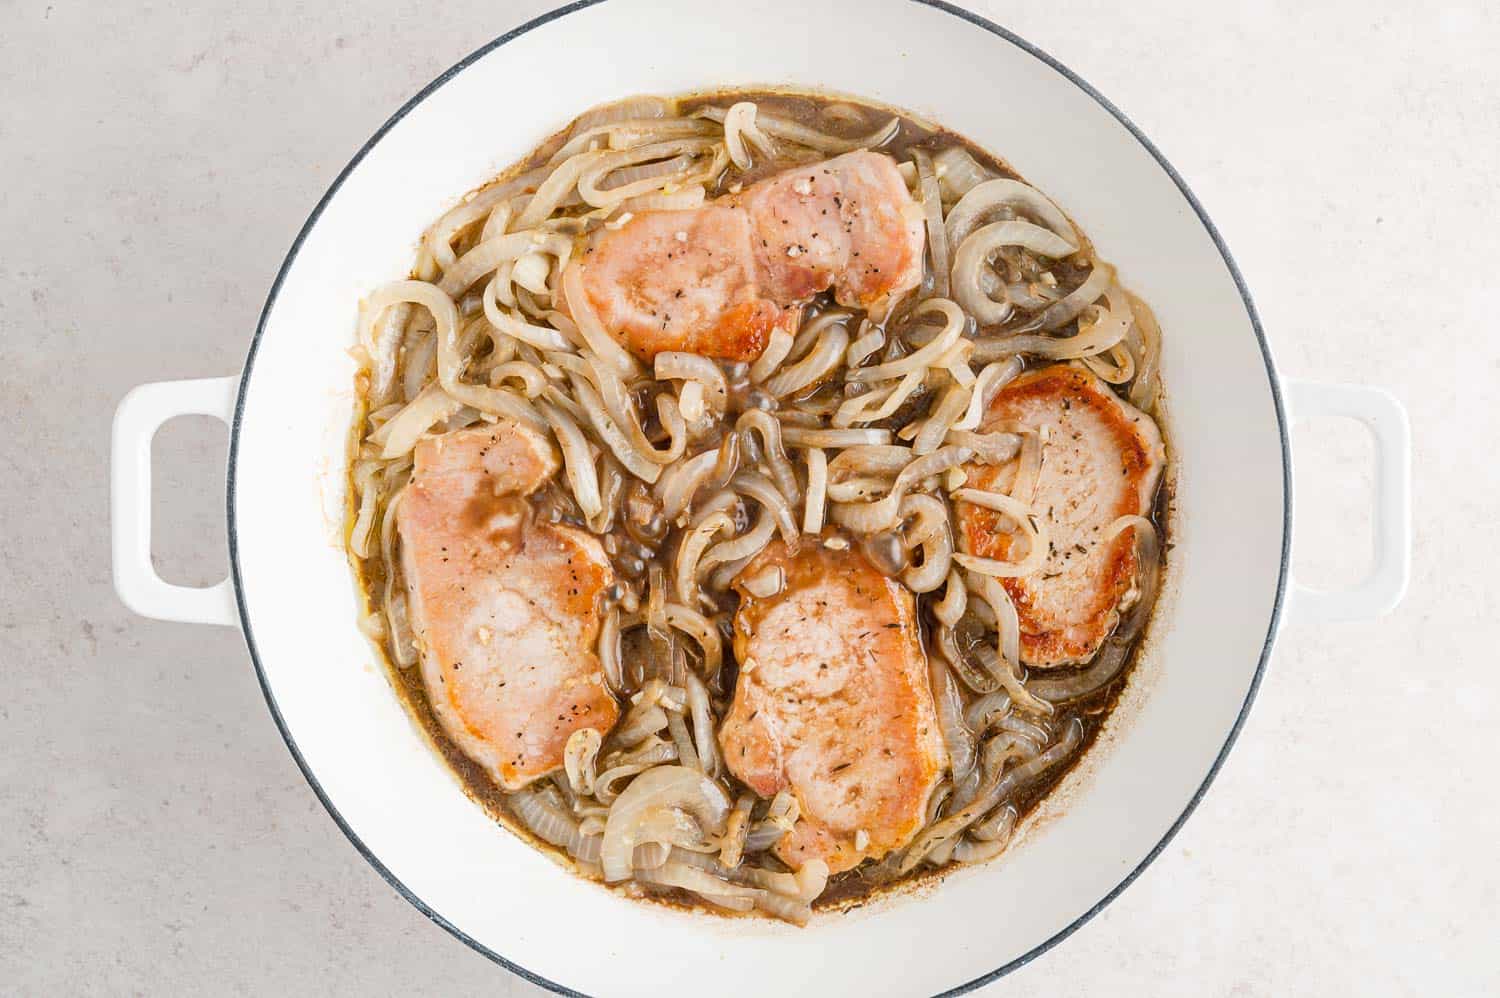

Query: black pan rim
[225,2,1290,994]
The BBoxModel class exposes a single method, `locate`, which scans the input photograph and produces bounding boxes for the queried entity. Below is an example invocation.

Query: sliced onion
[1021,262,1114,333]
[508,787,598,861]
[585,353,682,468]
[851,299,965,382]
[913,148,949,299]
[594,747,679,803]
[557,102,681,158]
[667,710,701,771]
[516,151,602,229]
[664,602,723,679]
[899,493,952,593]
[601,766,731,881]
[486,360,547,397]
[566,373,664,485]
[366,278,546,430]
[731,470,798,545]
[802,446,828,533]
[438,231,569,298]
[981,282,1128,360]
[952,357,1023,432]
[564,728,602,797]
[827,445,913,484]
[945,178,1078,252]
[368,383,462,458]
[911,383,971,456]
[423,167,549,269]
[899,720,1081,873]
[932,568,968,628]
[561,264,642,380]
[781,426,892,449]
[655,449,718,523]
[697,104,898,153]
[599,609,623,694]
[1124,289,1162,409]
[702,510,775,575]
[674,511,734,608]
[968,574,1051,716]
[685,671,720,778]
[610,703,670,749]
[953,836,1008,864]
[753,890,812,925]
[1083,341,1136,384]
[572,96,672,132]
[632,859,765,904]
[656,352,729,412]
[964,692,1013,734]
[946,429,1021,464]
[833,368,924,427]
[831,445,972,534]
[536,398,603,519]
[484,290,574,352]
[576,138,726,207]
[737,410,801,508]
[952,222,1077,326]
[347,462,380,559]
[968,803,1019,844]
[933,146,992,202]
[845,319,886,368]
[721,101,777,169]
[764,321,850,397]
[621,185,707,214]
[749,327,795,383]
[951,488,1050,578]
[719,794,755,868]
[930,656,977,798]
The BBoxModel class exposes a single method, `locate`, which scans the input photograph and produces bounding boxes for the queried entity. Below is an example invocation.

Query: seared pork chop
[720,536,947,874]
[569,150,924,361]
[956,365,1165,667]
[397,422,619,790]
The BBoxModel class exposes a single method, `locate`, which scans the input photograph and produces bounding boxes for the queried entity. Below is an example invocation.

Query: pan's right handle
[1285,380,1411,625]
[111,376,241,627]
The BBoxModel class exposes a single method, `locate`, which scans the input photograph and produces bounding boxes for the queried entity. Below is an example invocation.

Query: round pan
[110,0,1411,993]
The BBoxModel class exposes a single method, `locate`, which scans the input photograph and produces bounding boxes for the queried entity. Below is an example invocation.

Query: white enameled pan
[110,2,1411,993]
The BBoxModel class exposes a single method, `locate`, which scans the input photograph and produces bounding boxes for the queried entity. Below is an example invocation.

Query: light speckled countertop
[2,2,1495,994]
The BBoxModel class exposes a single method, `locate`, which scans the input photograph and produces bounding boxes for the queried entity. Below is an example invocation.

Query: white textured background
[2,1,1495,994]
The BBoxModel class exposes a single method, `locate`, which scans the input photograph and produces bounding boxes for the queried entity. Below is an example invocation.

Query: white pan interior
[229,1,1288,993]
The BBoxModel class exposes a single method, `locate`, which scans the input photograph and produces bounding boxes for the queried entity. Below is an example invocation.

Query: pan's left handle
[111,376,241,627]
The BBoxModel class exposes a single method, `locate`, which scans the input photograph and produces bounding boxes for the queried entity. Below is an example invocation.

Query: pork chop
[955,365,1165,667]
[737,148,925,309]
[397,422,620,790]
[570,204,801,362]
[568,149,924,362]
[720,536,947,874]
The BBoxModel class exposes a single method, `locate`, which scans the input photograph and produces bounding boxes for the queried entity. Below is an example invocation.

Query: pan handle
[1284,380,1411,624]
[111,376,240,627]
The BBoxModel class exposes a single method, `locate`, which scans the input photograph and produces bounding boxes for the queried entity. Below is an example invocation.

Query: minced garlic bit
[786,245,802,258]
[674,230,688,243]
[792,178,813,196]
[854,829,870,850]
[475,625,493,645]
[823,536,850,550]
